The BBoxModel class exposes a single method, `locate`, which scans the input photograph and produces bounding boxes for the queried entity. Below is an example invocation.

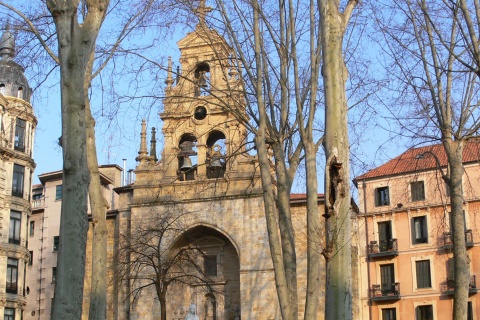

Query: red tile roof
[354,138,480,182]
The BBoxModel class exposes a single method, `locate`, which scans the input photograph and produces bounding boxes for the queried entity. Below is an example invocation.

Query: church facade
[99,20,325,320]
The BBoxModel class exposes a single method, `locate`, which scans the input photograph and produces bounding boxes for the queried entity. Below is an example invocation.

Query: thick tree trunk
[50,11,91,320]
[444,140,469,320]
[47,1,109,318]
[320,1,353,319]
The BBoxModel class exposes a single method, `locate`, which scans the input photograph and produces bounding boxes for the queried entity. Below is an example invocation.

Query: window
[194,62,210,97]
[55,185,62,200]
[378,221,393,252]
[6,258,18,294]
[412,216,428,244]
[11,164,24,197]
[53,236,59,252]
[380,264,396,295]
[14,118,26,152]
[411,181,425,201]
[468,301,473,320]
[28,251,33,266]
[416,305,433,320]
[4,308,15,320]
[52,267,57,283]
[375,187,390,206]
[32,194,42,200]
[416,260,432,288]
[382,308,396,320]
[446,258,456,288]
[9,211,21,244]
[29,221,34,237]
[204,255,217,277]
[445,183,451,197]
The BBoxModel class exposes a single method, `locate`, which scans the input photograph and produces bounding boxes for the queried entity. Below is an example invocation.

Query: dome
[0,30,31,102]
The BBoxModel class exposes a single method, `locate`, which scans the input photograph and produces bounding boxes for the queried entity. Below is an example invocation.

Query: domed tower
[0,29,36,319]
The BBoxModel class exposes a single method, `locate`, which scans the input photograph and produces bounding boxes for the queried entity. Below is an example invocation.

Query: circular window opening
[194,106,207,120]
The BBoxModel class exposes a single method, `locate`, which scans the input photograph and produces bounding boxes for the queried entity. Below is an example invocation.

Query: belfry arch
[168,225,241,320]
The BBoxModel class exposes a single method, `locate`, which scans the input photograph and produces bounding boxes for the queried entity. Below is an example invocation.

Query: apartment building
[354,140,480,320]
[0,30,37,320]
[25,165,122,319]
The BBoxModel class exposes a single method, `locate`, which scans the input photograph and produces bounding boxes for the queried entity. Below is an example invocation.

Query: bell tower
[134,3,259,200]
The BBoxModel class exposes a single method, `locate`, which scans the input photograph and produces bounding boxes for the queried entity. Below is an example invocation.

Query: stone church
[93,11,325,320]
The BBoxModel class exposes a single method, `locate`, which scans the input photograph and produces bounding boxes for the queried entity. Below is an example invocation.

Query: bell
[209,157,222,170]
[180,157,193,171]
[198,72,208,87]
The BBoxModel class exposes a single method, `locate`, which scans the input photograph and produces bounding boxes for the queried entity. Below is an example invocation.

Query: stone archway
[168,226,240,320]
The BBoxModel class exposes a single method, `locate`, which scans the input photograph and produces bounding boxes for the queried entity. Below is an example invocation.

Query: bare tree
[116,207,214,320]
[375,1,480,318]
[319,1,358,319]
[174,0,359,318]
[0,1,165,318]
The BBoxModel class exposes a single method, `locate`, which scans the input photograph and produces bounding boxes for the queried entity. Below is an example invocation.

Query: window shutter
[447,258,454,281]
[411,218,415,244]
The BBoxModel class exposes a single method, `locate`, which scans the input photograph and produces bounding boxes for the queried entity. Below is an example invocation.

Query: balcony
[368,239,398,259]
[445,275,478,295]
[370,283,401,302]
[32,198,44,209]
[441,229,474,250]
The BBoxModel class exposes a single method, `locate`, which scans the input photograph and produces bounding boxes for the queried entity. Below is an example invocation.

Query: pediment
[177,26,230,53]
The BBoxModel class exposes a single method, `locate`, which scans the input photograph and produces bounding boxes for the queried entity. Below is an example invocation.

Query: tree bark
[303,140,321,320]
[47,1,109,318]
[250,0,294,318]
[444,139,470,320]
[319,1,356,319]
[86,60,108,319]
[160,288,167,320]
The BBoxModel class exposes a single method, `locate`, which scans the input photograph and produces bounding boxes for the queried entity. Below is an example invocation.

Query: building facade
[104,18,326,320]
[0,30,37,320]
[25,165,122,319]
[24,8,330,320]
[354,141,480,320]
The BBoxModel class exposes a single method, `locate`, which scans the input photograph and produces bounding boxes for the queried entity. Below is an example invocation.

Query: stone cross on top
[195,0,212,25]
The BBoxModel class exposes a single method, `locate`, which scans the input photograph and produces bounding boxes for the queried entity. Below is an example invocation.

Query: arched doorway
[168,226,240,320]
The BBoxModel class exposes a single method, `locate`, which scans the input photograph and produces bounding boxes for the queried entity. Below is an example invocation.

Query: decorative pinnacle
[136,119,149,163]
[165,57,174,88]
[150,127,158,162]
[0,28,15,61]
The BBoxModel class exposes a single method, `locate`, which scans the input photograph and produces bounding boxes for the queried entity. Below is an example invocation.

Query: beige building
[0,30,37,320]
[103,18,325,320]
[354,140,480,320]
[25,165,122,319]
[24,16,327,320]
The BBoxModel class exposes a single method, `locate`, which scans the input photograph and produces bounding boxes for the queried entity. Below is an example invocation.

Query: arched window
[206,130,226,179]
[204,293,217,320]
[0,84,5,95]
[194,62,210,97]
[177,134,197,181]
[17,87,23,99]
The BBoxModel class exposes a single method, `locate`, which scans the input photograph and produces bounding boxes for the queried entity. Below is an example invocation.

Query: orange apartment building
[354,139,480,320]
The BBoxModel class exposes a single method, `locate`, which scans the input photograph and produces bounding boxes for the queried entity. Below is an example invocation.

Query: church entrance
[168,226,240,320]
